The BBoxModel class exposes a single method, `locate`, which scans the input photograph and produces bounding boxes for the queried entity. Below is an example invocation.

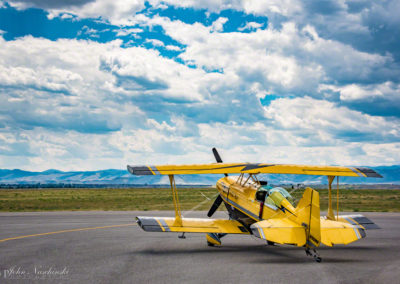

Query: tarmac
[1,211,399,283]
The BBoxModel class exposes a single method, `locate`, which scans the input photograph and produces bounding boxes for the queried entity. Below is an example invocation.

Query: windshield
[258,186,294,207]
[268,187,292,199]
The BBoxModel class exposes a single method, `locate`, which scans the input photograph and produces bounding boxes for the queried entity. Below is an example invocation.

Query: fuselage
[216,176,297,228]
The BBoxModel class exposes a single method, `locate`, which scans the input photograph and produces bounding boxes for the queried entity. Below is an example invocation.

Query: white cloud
[145,38,165,47]
[320,82,400,101]
[238,21,264,31]
[0,34,227,157]
[263,96,400,143]
[116,28,143,37]
[165,45,182,51]
[8,0,146,25]
[149,0,302,16]
[147,17,392,96]
[210,17,228,32]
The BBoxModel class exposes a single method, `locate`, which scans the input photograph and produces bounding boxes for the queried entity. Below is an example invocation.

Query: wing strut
[327,176,335,220]
[168,175,182,225]
[327,176,341,220]
[336,176,339,220]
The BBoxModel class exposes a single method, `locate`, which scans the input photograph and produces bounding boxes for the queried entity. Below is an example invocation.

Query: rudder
[295,187,321,247]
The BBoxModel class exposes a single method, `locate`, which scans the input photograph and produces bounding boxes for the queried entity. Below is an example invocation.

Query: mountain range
[0,166,399,186]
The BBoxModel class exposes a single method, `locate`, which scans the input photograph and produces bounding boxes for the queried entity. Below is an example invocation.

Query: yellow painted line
[0,223,135,243]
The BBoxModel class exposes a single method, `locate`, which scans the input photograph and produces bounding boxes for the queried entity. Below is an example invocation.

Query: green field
[0,187,399,212]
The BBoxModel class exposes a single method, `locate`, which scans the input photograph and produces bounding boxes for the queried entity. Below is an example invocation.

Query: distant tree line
[0,183,397,190]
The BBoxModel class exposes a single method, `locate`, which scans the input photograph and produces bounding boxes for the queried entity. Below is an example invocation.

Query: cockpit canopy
[256,185,294,208]
[267,186,292,199]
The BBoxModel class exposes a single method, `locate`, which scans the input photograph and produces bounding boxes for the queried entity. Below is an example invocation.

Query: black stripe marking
[221,195,261,221]
[241,164,276,171]
[238,226,248,233]
[359,228,366,238]
[352,216,380,229]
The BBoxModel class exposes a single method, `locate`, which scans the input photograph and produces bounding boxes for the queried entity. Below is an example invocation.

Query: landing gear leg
[305,248,322,262]
[178,233,186,239]
[206,233,223,246]
[266,241,275,246]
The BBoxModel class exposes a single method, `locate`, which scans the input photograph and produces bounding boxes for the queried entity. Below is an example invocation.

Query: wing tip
[127,165,155,175]
[355,167,383,178]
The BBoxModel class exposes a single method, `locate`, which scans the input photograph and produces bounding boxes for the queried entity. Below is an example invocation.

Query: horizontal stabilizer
[136,216,249,234]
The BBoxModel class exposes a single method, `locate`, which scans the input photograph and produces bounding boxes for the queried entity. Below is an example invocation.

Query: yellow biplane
[127,148,381,262]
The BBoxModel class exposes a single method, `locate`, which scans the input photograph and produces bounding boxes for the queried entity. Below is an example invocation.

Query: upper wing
[136,216,249,234]
[128,163,382,178]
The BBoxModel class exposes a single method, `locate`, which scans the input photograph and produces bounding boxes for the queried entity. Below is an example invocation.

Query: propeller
[207,195,223,217]
[207,147,227,217]
[212,147,223,163]
[212,147,228,177]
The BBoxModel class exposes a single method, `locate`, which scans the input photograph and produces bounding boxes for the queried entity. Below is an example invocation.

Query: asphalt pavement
[1,211,399,283]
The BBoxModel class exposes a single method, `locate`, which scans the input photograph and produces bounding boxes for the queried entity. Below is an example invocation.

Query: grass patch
[290,188,400,212]
[0,187,399,212]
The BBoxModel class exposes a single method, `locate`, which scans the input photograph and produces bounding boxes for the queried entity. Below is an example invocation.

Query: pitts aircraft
[127,148,382,262]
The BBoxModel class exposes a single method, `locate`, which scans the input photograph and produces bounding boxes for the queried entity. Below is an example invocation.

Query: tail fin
[295,187,321,247]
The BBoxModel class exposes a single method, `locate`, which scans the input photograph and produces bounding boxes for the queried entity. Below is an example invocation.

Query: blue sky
[0,0,399,170]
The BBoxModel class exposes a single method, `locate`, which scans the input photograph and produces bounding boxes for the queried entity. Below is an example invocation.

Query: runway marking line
[0,223,136,243]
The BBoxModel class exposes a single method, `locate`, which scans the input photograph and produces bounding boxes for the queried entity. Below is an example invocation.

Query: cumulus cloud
[165,45,182,51]
[146,16,396,97]
[210,17,228,32]
[238,21,264,31]
[145,38,165,47]
[7,0,146,25]
[0,0,399,169]
[0,34,213,137]
[320,82,400,117]
[149,1,400,59]
[263,96,400,144]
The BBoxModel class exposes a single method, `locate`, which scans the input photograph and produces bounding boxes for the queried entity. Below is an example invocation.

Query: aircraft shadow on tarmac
[136,243,380,264]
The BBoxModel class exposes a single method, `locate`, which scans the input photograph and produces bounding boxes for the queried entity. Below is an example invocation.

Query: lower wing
[320,218,366,246]
[337,214,380,229]
[250,217,370,247]
[136,216,250,234]
[250,219,306,246]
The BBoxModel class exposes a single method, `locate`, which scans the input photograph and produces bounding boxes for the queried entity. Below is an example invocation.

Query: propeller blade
[212,147,228,176]
[212,147,223,163]
[207,195,223,217]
